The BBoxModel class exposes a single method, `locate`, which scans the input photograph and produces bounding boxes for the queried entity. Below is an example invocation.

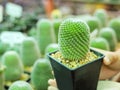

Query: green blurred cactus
[36,18,56,56]
[108,18,120,42]
[99,27,117,51]
[45,43,59,54]
[31,59,53,90]
[20,37,40,67]
[9,81,33,90]
[85,16,101,32]
[58,18,90,61]
[0,63,5,90]
[1,51,24,81]
[0,41,10,55]
[90,37,110,50]
[93,9,108,27]
[53,19,62,42]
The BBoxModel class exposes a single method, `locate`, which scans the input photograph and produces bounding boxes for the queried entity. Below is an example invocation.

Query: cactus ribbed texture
[90,37,110,50]
[1,51,24,81]
[36,18,56,56]
[20,37,40,67]
[108,18,120,42]
[9,81,33,90]
[58,18,90,60]
[31,59,53,90]
[99,27,117,51]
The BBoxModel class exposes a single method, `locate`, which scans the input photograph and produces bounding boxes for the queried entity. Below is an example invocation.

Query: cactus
[53,19,62,42]
[36,18,56,56]
[93,9,108,27]
[0,41,10,55]
[31,59,53,90]
[45,43,59,54]
[20,37,40,67]
[108,18,120,42]
[85,16,101,32]
[90,37,110,50]
[0,63,5,90]
[58,18,90,61]
[1,51,24,81]
[8,81,33,90]
[27,27,37,39]
[99,27,117,51]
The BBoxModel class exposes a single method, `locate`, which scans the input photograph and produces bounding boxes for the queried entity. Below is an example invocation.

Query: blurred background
[0,0,120,90]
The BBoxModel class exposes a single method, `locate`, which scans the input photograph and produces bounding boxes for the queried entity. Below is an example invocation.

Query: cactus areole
[58,18,90,61]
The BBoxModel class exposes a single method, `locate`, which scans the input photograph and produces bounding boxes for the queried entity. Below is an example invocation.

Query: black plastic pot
[48,49,104,90]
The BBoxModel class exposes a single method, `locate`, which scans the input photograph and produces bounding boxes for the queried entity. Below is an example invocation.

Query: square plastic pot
[48,49,104,90]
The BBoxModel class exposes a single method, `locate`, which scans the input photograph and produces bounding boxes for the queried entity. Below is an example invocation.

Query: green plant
[93,9,108,27]
[8,81,33,90]
[85,16,101,32]
[108,18,120,42]
[31,59,53,90]
[45,43,59,54]
[48,18,104,90]
[36,18,56,56]
[0,63,5,90]
[1,51,24,81]
[90,37,110,50]
[0,41,10,55]
[99,27,117,51]
[58,18,90,60]
[20,37,40,67]
[53,19,62,42]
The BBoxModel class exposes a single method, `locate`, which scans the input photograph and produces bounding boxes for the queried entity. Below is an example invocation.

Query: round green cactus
[85,16,101,32]
[108,18,120,42]
[8,81,33,90]
[36,18,56,56]
[58,18,90,61]
[53,19,62,42]
[93,9,108,27]
[45,43,59,54]
[20,37,40,67]
[99,27,117,51]
[31,59,53,90]
[90,37,110,50]
[1,51,24,81]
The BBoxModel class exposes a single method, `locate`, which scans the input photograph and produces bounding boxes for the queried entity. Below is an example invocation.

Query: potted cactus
[48,18,104,90]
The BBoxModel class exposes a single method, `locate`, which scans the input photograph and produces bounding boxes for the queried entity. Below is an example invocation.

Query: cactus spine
[36,19,56,56]
[31,59,53,90]
[1,51,24,81]
[20,37,40,67]
[58,18,90,60]
[9,81,33,90]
